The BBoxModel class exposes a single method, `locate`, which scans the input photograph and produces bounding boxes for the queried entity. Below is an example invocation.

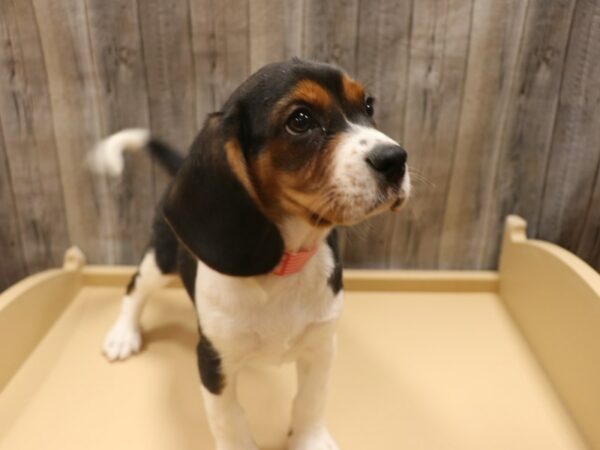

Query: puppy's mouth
[382,168,411,213]
[282,193,336,226]
[390,197,404,212]
[367,184,409,215]
[390,185,410,212]
[283,181,409,227]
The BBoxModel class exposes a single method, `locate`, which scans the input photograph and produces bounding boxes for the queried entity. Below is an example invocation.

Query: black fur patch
[163,116,284,277]
[177,246,198,302]
[148,139,184,176]
[196,329,225,394]
[125,271,139,294]
[168,220,223,394]
[150,209,179,274]
[327,229,343,294]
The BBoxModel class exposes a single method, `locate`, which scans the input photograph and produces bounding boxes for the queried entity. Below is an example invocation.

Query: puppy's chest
[195,248,342,362]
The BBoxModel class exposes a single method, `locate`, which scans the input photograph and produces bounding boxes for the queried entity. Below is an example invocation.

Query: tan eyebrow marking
[342,74,365,105]
[290,79,333,110]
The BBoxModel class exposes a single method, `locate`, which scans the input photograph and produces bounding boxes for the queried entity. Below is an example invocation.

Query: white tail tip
[87,128,151,176]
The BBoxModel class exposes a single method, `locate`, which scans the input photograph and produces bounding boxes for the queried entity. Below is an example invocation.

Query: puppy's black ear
[163,111,284,276]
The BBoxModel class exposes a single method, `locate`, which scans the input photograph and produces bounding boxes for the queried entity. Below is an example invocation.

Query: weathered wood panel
[207,0,251,107]
[439,0,529,269]
[302,0,359,72]
[0,0,71,272]
[191,0,253,124]
[0,124,28,291]
[282,0,304,59]
[249,0,286,72]
[340,0,413,268]
[137,0,197,197]
[85,0,155,263]
[2,0,600,290]
[189,0,218,124]
[388,0,474,269]
[248,0,306,70]
[32,0,117,263]
[539,0,600,268]
[479,0,577,266]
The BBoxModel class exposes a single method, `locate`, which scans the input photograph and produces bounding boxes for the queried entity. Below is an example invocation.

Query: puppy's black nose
[366,144,407,185]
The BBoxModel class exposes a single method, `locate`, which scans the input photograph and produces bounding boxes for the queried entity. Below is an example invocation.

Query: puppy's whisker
[306,192,335,216]
[307,189,337,213]
[304,191,337,227]
[411,175,435,188]
[407,168,435,188]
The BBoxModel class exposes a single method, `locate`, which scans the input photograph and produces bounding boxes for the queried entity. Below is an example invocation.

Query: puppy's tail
[88,128,183,177]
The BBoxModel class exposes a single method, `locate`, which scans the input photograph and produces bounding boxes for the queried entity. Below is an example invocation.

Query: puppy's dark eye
[286,109,315,134]
[365,97,375,117]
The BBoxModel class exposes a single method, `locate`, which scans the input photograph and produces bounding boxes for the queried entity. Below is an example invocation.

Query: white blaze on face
[331,123,411,223]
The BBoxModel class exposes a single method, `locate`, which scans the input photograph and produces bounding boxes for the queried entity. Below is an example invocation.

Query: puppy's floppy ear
[163,109,284,276]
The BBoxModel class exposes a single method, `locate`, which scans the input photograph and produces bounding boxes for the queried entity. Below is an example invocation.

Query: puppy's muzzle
[365,144,408,186]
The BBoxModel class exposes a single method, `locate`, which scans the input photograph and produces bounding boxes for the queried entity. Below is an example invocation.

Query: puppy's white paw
[102,321,142,361]
[289,426,339,450]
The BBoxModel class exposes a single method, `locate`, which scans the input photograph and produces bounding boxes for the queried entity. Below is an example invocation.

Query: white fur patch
[192,238,342,449]
[88,128,150,176]
[401,166,412,197]
[194,242,342,365]
[331,123,410,222]
[289,426,340,450]
[102,250,167,361]
[103,314,142,361]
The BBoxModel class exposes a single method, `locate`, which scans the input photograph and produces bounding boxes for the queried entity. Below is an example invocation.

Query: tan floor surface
[0,286,586,450]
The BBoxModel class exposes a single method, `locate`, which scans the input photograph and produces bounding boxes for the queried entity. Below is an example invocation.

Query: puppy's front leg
[201,371,258,450]
[289,331,339,450]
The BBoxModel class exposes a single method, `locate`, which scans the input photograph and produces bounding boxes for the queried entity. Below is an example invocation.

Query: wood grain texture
[283,0,304,58]
[579,173,600,272]
[302,0,359,72]
[2,0,600,288]
[191,0,252,118]
[137,0,197,197]
[388,0,474,269]
[189,0,218,124]
[85,0,155,263]
[248,0,306,70]
[249,0,285,72]
[340,0,413,268]
[32,0,117,263]
[208,0,251,107]
[302,0,360,265]
[438,0,529,269]
[0,124,28,292]
[539,0,600,270]
[479,0,577,267]
[0,0,70,272]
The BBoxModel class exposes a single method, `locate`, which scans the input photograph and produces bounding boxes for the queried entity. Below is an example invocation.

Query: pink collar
[272,246,319,276]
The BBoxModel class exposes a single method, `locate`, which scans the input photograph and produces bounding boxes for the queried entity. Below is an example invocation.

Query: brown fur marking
[342,75,365,105]
[225,139,260,204]
[290,79,333,110]
[250,133,344,225]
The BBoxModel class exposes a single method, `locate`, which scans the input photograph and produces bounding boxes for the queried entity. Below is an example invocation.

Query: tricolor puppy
[92,59,410,450]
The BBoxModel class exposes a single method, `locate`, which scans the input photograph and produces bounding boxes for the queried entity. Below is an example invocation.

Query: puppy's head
[165,59,410,276]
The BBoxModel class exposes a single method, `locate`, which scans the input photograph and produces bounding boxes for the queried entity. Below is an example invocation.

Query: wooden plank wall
[1,0,599,290]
